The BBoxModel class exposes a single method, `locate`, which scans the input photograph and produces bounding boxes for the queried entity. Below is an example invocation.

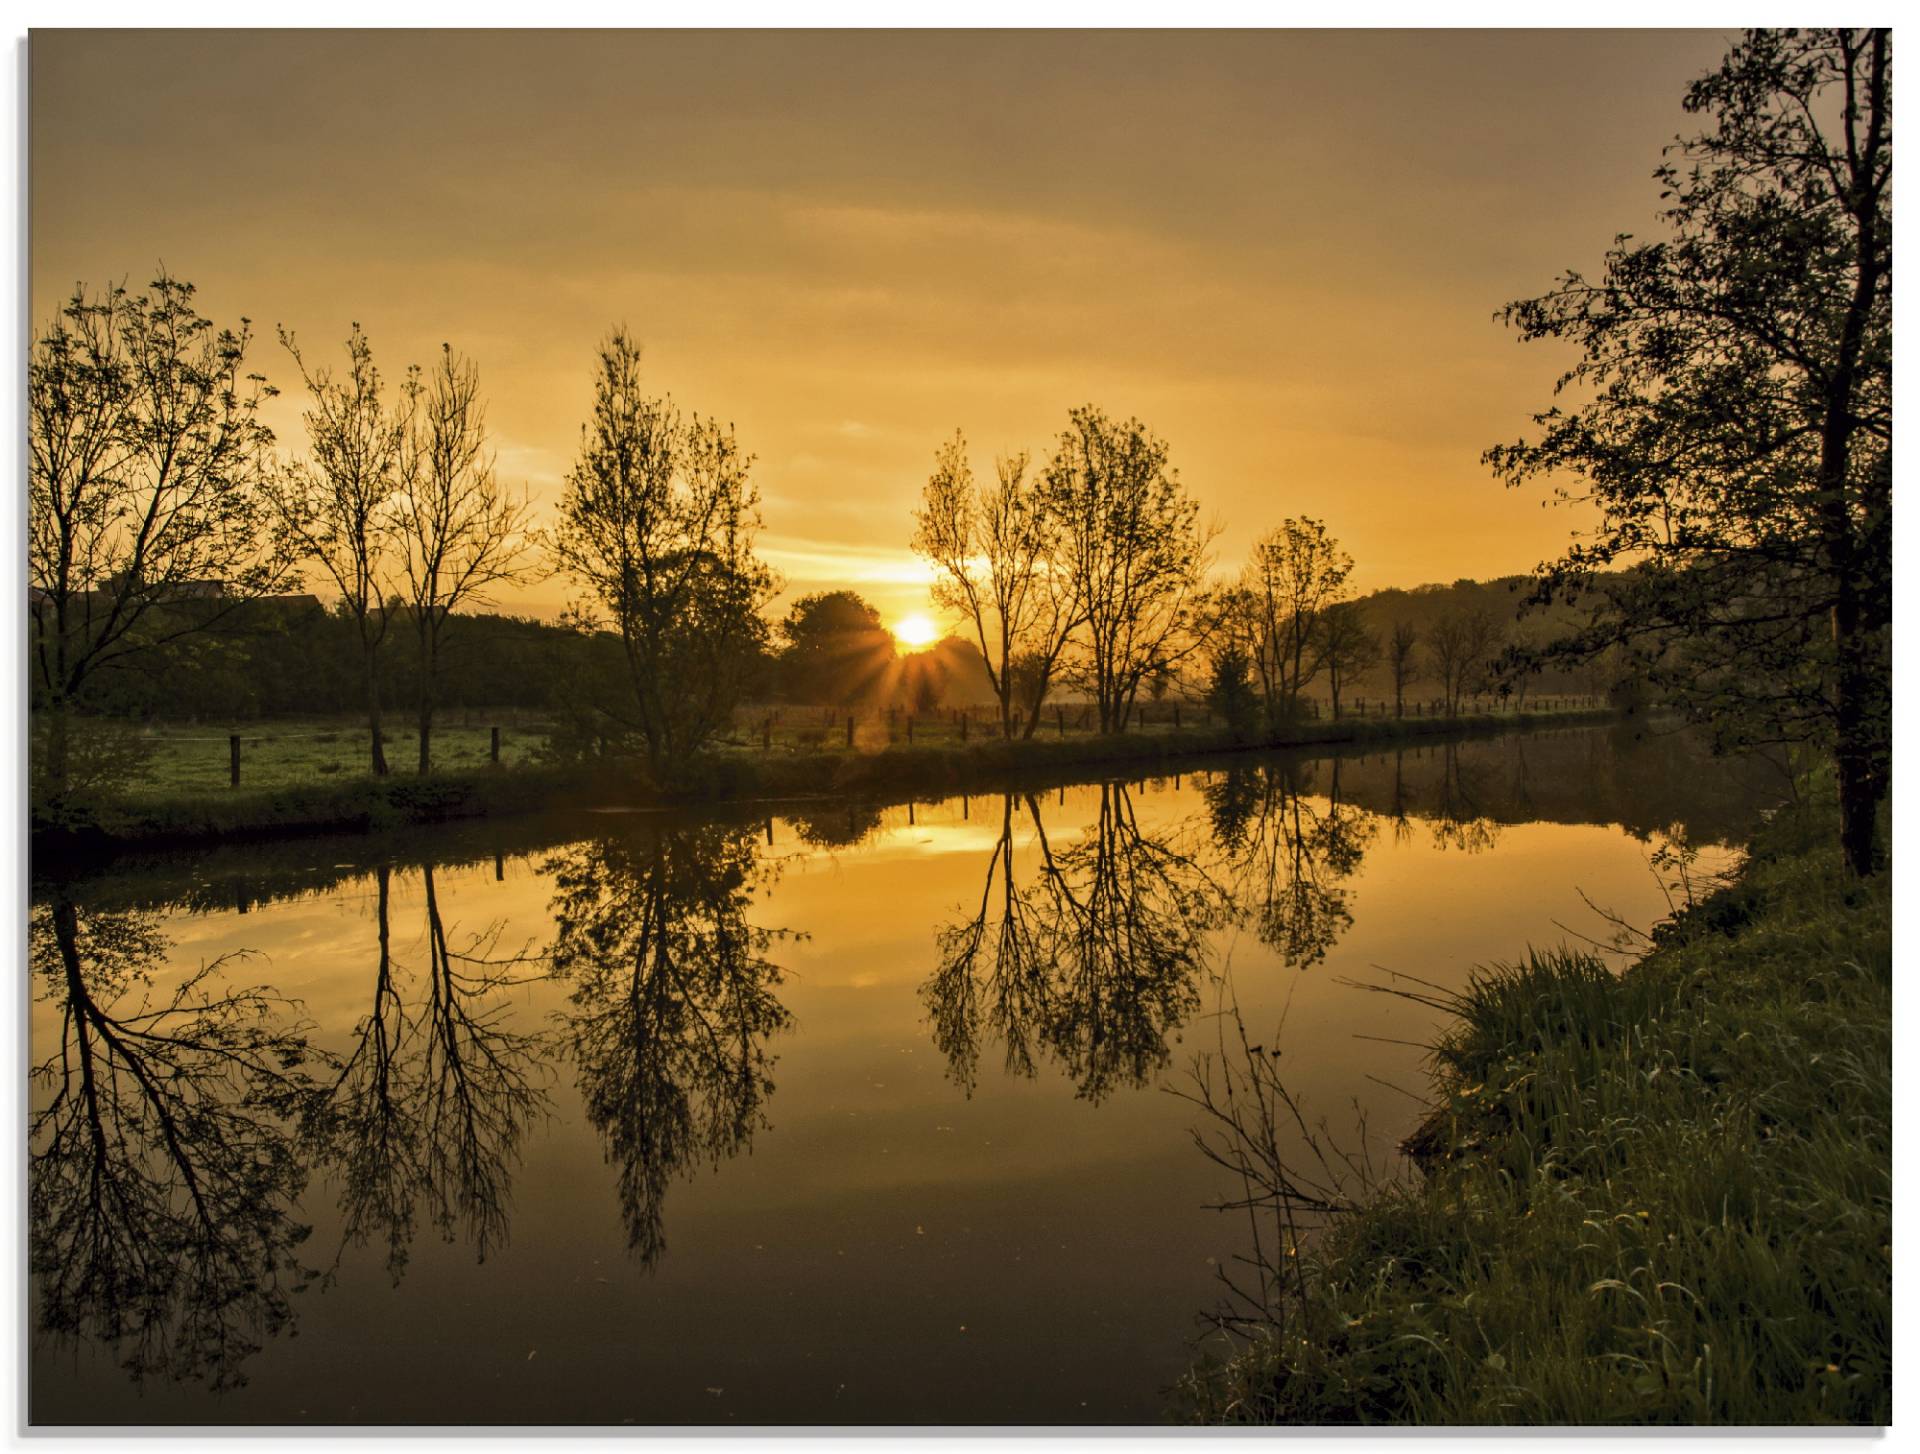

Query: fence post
[229,733,241,788]
[1057,706,1065,736]
[491,725,501,764]
[764,717,773,752]
[846,712,855,749]
[907,715,914,745]
[961,713,969,743]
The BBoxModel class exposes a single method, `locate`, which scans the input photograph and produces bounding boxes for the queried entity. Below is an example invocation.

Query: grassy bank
[38,706,1618,855]
[1174,791,1890,1425]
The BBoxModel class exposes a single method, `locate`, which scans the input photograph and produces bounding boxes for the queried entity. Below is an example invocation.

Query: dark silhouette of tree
[29,272,286,810]
[1486,28,1891,875]
[913,430,1080,737]
[28,897,331,1391]
[1317,600,1382,719]
[311,864,552,1286]
[1205,761,1377,969]
[1041,407,1214,732]
[774,590,895,706]
[1247,518,1353,723]
[1425,606,1503,716]
[923,785,1229,1102]
[267,323,417,776]
[1206,643,1262,739]
[1386,620,1421,717]
[396,344,540,772]
[550,328,774,778]
[1427,742,1502,854]
[546,823,793,1266]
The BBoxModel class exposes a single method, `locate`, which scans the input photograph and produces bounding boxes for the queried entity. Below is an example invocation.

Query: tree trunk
[363,648,389,777]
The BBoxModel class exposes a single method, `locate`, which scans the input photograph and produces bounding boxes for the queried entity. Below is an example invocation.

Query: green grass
[124,716,553,796]
[1173,790,1891,1425]
[41,704,1616,851]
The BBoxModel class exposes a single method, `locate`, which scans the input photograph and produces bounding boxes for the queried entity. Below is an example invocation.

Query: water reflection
[27,726,1788,1419]
[1206,759,1376,969]
[311,864,552,1285]
[28,898,330,1391]
[546,823,795,1266]
[925,782,1230,1102]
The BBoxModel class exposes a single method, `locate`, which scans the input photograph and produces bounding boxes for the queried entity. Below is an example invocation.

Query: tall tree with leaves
[396,344,539,772]
[912,430,1080,738]
[551,328,774,777]
[1041,407,1212,732]
[1242,517,1353,722]
[1487,28,1891,874]
[28,273,285,806]
[266,324,417,776]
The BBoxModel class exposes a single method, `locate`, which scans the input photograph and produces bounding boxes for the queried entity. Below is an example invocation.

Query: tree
[1426,607,1503,716]
[1206,644,1262,738]
[912,430,1080,738]
[1242,518,1353,723]
[551,329,775,778]
[266,324,417,776]
[1485,28,1891,875]
[1041,406,1213,732]
[28,273,285,806]
[774,590,894,706]
[1386,620,1421,717]
[395,344,539,772]
[1317,599,1381,719]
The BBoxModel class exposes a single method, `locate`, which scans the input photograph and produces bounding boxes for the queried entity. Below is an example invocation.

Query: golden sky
[32,28,1733,627]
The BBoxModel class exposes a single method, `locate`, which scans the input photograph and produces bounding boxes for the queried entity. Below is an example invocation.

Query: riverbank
[35,705,1618,856]
[1173,787,1891,1425]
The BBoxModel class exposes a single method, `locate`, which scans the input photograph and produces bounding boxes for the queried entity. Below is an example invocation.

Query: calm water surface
[28,725,1781,1425]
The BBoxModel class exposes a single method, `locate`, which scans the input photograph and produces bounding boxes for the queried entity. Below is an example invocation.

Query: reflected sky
[29,726,1781,1425]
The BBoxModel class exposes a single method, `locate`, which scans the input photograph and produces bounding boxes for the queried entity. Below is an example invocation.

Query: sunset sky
[32,28,1734,629]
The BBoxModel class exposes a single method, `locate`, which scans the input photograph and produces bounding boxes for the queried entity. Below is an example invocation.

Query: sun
[893,613,939,651]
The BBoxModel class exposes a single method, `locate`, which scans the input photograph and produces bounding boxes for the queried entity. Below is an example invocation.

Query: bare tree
[550,328,775,778]
[1386,620,1420,717]
[1425,607,1504,716]
[912,430,1080,738]
[1243,518,1352,722]
[28,273,285,804]
[396,344,540,772]
[1317,600,1381,719]
[266,324,418,775]
[1041,406,1214,732]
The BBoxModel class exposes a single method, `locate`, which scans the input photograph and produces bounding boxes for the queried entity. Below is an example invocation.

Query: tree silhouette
[311,864,552,1286]
[28,897,330,1391]
[1205,761,1377,969]
[546,823,794,1266]
[923,784,1229,1102]
[1487,28,1891,874]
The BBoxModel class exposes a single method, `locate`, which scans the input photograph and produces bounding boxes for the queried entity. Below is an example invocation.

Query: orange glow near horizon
[892,614,939,651]
[30,29,1740,622]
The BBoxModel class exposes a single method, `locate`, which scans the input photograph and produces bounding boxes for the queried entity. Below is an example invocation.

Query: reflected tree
[924,784,1229,1102]
[314,864,552,1285]
[28,897,331,1391]
[1428,743,1501,854]
[547,823,794,1267]
[1206,761,1377,969]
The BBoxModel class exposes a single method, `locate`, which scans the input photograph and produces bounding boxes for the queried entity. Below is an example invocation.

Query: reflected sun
[893,613,939,651]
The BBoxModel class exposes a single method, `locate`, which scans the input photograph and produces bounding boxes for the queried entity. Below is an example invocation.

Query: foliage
[550,328,776,777]
[913,429,1080,736]
[774,589,895,706]
[28,271,286,797]
[1486,28,1891,874]
[1174,789,1890,1424]
[1040,406,1214,732]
